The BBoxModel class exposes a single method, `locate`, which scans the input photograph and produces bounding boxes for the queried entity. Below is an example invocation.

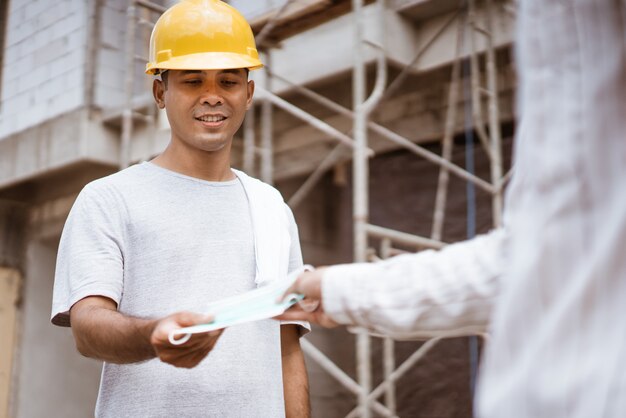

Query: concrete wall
[92,0,164,110]
[93,0,127,109]
[0,0,88,139]
[264,1,514,94]
[0,109,120,190]
[13,239,101,418]
[229,0,283,20]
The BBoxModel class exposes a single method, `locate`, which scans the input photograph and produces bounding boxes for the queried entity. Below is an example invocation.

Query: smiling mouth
[195,115,227,123]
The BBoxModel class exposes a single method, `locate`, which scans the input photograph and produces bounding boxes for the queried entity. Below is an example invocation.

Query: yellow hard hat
[145,0,263,75]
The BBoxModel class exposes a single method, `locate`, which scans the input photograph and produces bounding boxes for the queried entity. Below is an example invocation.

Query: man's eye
[184,79,202,85]
[222,79,238,86]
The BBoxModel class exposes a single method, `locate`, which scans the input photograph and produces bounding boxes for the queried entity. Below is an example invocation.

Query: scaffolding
[119,0,514,416]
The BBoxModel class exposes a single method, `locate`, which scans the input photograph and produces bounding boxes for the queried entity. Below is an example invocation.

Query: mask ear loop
[169,330,192,346]
[283,293,303,305]
[298,298,320,313]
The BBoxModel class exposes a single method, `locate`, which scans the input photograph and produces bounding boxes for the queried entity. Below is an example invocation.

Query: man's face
[153,69,254,154]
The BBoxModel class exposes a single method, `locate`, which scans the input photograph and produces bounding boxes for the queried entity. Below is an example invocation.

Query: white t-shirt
[52,162,304,418]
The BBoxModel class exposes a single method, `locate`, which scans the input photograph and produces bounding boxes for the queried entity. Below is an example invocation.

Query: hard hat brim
[146,52,263,75]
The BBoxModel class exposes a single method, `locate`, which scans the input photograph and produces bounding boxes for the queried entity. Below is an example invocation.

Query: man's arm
[70,296,223,368]
[281,324,310,418]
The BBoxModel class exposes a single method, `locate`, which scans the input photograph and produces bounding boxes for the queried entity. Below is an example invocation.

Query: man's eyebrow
[180,70,203,75]
[219,69,246,76]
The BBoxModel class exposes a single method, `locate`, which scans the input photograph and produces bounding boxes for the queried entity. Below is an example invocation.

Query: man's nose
[199,83,223,106]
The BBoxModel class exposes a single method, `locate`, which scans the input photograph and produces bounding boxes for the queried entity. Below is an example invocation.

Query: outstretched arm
[279,228,506,339]
[70,296,223,368]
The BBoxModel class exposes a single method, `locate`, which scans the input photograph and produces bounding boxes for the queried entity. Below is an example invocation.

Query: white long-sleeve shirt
[323,1,626,417]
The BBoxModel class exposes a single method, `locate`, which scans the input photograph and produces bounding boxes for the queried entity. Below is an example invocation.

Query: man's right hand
[150,312,224,368]
[70,296,223,368]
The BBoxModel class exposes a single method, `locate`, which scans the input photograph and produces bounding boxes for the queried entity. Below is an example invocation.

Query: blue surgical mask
[168,265,312,345]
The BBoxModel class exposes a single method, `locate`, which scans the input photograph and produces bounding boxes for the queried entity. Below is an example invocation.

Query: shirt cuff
[51,287,121,327]
[280,320,311,337]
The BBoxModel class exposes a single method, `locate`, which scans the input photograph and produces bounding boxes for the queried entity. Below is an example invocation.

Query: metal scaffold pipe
[378,10,459,107]
[345,337,442,418]
[300,340,397,417]
[352,0,387,416]
[380,239,396,416]
[365,223,446,250]
[261,51,274,185]
[268,71,495,194]
[431,14,465,242]
[243,103,256,175]
[135,0,166,14]
[484,0,504,226]
[255,0,296,47]
[352,0,370,415]
[120,5,136,170]
[256,87,375,156]
[468,0,494,161]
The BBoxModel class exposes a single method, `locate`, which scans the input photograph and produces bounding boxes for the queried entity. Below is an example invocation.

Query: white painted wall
[0,0,88,139]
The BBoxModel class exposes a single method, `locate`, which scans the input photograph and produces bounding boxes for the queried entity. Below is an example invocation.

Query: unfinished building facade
[0,1,516,417]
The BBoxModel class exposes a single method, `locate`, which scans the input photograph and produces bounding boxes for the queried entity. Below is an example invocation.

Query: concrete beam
[262,0,514,94]
[0,109,119,190]
[29,194,78,243]
[247,0,376,45]
[391,0,461,19]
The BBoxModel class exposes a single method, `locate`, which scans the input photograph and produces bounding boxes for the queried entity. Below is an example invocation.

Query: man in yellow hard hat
[51,1,310,416]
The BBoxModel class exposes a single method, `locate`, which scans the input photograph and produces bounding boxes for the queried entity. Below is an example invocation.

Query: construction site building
[0,1,516,417]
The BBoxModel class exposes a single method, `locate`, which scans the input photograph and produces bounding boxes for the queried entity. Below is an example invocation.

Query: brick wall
[93,0,131,109]
[93,0,168,110]
[0,0,87,139]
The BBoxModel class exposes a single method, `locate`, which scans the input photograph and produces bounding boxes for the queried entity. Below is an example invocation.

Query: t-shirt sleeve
[51,183,126,327]
[280,204,311,336]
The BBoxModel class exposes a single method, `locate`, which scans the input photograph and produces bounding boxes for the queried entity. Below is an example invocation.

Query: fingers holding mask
[277,268,339,328]
[151,312,224,368]
[159,329,223,368]
[279,268,324,306]
[277,300,339,328]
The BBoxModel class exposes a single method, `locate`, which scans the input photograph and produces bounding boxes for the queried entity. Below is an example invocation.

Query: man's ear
[153,79,166,109]
[246,79,255,110]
